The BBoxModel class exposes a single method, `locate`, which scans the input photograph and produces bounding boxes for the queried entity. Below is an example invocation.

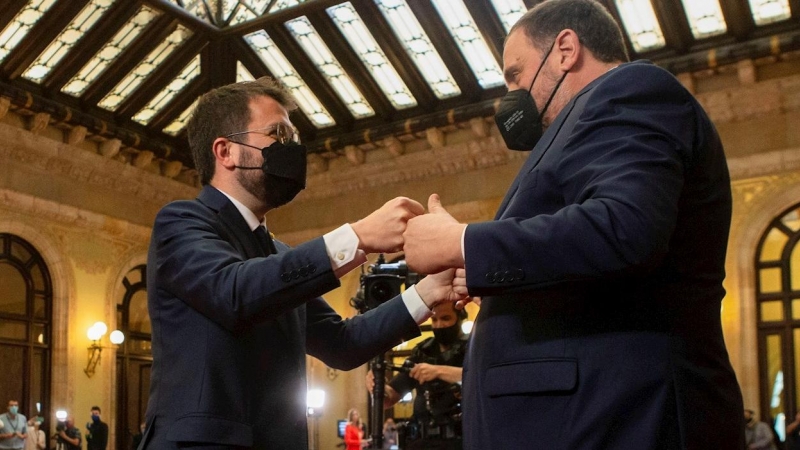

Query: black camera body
[56,422,66,432]
[356,255,419,312]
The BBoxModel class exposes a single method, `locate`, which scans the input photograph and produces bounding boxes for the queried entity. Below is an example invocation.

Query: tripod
[368,353,387,449]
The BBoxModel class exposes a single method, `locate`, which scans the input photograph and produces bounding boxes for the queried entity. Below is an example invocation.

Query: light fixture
[461,320,474,335]
[306,389,325,417]
[84,321,125,378]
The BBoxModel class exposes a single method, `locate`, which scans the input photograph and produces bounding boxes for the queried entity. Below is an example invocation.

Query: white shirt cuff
[323,224,368,278]
[461,224,467,262]
[401,285,433,324]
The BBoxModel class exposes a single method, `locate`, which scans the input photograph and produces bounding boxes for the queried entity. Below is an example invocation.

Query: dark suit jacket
[141,186,420,450]
[462,61,744,449]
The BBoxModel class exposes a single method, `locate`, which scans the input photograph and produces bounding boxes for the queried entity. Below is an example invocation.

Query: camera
[356,255,419,312]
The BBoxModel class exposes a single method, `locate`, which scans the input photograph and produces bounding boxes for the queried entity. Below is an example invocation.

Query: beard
[236,149,301,209]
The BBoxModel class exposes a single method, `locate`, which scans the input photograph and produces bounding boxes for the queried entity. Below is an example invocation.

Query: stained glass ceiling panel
[22,0,114,83]
[374,0,461,99]
[430,0,504,89]
[132,55,201,125]
[0,0,58,65]
[614,0,667,52]
[748,0,792,25]
[286,16,375,118]
[163,100,198,136]
[680,0,727,38]
[327,2,417,110]
[236,61,255,82]
[490,0,528,32]
[98,25,193,111]
[244,30,336,128]
[168,0,308,27]
[62,6,161,97]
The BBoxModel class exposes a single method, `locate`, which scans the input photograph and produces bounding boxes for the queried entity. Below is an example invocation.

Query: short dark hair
[510,0,629,64]
[187,77,297,185]
[91,406,101,413]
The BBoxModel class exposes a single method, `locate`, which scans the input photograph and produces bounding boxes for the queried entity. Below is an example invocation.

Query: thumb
[428,193,446,214]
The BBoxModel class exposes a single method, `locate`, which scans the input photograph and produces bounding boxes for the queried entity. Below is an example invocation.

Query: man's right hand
[352,197,424,254]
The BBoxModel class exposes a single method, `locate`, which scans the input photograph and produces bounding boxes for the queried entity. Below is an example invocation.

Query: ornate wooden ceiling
[0,0,798,173]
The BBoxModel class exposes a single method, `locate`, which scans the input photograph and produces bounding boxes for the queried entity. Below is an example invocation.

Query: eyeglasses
[225,122,299,144]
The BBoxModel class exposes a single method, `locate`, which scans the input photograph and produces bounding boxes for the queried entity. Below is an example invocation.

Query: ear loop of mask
[529,39,567,120]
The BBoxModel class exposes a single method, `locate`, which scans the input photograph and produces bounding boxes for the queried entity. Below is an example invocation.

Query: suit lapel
[197,186,297,340]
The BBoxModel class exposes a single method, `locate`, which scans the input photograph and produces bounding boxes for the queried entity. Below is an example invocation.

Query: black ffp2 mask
[234,140,308,207]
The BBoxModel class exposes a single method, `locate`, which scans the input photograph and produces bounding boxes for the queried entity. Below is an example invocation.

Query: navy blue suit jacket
[462,62,744,449]
[141,186,420,450]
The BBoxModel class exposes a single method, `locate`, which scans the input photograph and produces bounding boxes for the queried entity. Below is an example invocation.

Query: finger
[455,268,467,278]
[427,193,446,214]
[406,198,425,216]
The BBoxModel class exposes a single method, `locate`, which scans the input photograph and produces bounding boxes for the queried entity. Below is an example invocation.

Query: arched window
[115,264,151,450]
[0,233,52,420]
[755,204,800,443]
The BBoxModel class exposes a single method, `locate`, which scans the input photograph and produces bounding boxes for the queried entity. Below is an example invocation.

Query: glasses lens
[276,123,297,144]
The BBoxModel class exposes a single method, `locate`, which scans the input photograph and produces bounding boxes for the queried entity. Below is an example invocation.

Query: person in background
[85,406,107,450]
[24,416,45,450]
[0,400,27,450]
[745,409,777,450]
[382,418,398,449]
[344,409,367,450]
[54,417,80,450]
[131,422,145,450]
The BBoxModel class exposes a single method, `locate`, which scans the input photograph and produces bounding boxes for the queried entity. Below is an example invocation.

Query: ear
[554,29,581,72]
[213,137,237,170]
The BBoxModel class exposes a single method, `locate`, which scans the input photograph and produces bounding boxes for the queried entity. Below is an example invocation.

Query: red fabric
[344,423,362,450]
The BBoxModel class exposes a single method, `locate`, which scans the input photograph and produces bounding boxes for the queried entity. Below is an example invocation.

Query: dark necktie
[254,225,276,255]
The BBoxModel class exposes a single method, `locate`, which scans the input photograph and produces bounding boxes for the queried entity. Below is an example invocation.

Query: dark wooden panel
[718,0,757,40]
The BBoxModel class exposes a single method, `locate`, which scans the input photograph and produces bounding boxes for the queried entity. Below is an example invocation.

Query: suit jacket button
[485,273,495,284]
[291,269,300,279]
[515,269,525,280]
[308,264,316,274]
[495,271,505,283]
[299,267,309,277]
[280,273,291,282]
[504,270,513,282]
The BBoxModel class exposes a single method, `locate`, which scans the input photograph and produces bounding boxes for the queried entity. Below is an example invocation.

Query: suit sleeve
[151,204,340,332]
[465,65,697,294]
[304,295,420,370]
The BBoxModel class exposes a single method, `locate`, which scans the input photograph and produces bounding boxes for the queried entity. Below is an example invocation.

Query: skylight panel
[614,0,666,52]
[22,0,113,83]
[0,0,58,64]
[62,6,160,96]
[98,25,193,111]
[680,0,727,38]
[327,2,417,109]
[285,16,375,118]
[132,55,201,125]
[489,0,528,32]
[748,0,792,25]
[236,61,255,82]
[244,30,335,128]
[374,0,460,99]
[430,0,504,89]
[163,99,197,136]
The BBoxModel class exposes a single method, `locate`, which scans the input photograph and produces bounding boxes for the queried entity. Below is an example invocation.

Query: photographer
[367,302,467,450]
[53,417,80,450]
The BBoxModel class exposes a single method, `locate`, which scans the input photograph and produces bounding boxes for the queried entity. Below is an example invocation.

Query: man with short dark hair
[0,400,26,450]
[403,0,744,447]
[141,77,465,450]
[85,406,107,450]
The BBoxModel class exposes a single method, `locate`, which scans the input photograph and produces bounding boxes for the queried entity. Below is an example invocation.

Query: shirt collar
[214,187,266,232]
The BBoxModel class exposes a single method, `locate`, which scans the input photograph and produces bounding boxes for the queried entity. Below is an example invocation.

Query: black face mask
[234,141,307,208]
[495,41,567,151]
[433,322,461,346]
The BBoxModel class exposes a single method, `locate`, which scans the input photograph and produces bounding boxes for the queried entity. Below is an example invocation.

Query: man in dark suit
[403,0,744,448]
[140,77,464,450]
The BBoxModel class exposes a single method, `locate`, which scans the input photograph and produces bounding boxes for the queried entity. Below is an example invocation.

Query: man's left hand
[403,194,466,274]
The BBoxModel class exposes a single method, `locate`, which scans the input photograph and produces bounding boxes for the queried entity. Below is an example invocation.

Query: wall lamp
[84,321,124,378]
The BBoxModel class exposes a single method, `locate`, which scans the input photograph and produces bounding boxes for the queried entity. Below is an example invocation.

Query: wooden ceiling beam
[0,0,30,34]
[147,75,206,133]
[43,0,143,91]
[305,11,394,119]
[650,0,694,53]
[718,0,756,40]
[2,0,90,80]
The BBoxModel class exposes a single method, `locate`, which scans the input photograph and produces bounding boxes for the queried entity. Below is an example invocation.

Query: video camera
[353,254,419,313]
